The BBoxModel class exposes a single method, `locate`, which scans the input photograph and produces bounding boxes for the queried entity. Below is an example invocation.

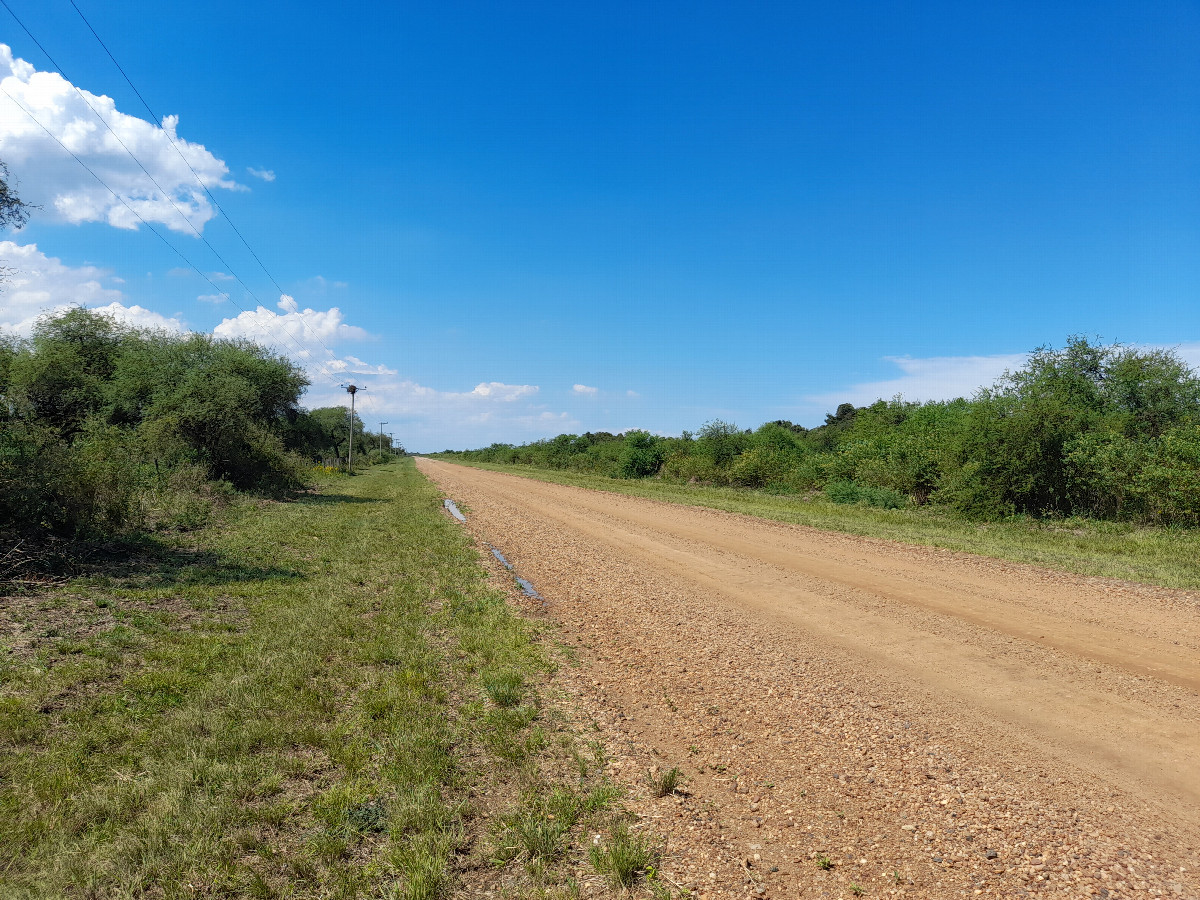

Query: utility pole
[379,422,388,455]
[343,384,358,473]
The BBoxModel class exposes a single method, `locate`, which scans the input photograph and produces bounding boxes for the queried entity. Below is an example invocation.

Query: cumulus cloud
[474,382,538,401]
[572,383,598,395]
[805,353,1030,408]
[86,301,185,332]
[214,294,369,354]
[246,167,275,182]
[211,294,398,381]
[298,374,565,452]
[197,292,228,304]
[0,240,123,331]
[0,44,238,233]
[325,355,397,377]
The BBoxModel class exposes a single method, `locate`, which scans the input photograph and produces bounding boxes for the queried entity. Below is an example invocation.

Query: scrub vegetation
[0,460,641,898]
[435,337,1200,589]
[0,308,399,578]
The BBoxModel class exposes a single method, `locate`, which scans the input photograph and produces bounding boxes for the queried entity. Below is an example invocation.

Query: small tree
[0,159,31,286]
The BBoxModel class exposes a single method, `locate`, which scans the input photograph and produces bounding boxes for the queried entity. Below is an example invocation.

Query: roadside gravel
[420,459,1200,899]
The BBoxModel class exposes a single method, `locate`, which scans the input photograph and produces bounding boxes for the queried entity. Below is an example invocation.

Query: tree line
[0,308,398,540]
[439,337,1200,525]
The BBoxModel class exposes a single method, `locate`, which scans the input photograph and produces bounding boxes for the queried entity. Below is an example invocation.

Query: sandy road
[418,459,1200,897]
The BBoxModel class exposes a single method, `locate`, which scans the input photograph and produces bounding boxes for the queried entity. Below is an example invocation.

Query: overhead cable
[0,84,343,389]
[0,0,346,377]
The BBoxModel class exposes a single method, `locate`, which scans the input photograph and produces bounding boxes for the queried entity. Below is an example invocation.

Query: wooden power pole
[344,384,358,473]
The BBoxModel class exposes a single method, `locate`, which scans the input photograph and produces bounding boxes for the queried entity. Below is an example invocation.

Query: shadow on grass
[296,493,384,506]
[0,532,302,594]
[0,487,383,594]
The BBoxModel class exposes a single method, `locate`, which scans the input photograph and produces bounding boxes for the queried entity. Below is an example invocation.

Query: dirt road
[418,459,1200,898]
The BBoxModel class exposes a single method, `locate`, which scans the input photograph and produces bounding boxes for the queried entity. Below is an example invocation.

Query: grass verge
[0,459,655,898]
[427,460,1200,590]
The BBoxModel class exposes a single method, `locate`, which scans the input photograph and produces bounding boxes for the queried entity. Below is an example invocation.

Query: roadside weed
[589,822,661,889]
[483,669,525,707]
[392,835,449,900]
[647,766,683,797]
[583,781,624,812]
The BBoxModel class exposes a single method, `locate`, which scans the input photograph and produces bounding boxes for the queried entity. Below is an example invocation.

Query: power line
[2,1,233,249]
[0,85,340,387]
[0,0,347,375]
[1,87,232,313]
[67,0,291,301]
[0,0,383,422]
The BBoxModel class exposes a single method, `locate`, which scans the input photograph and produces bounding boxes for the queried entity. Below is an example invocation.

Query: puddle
[482,543,543,602]
[443,498,466,522]
[487,544,514,570]
[515,577,543,600]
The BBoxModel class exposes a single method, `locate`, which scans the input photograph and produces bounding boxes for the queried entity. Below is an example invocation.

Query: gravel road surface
[417,458,1200,898]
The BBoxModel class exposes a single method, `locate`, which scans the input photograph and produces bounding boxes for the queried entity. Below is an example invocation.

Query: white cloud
[626,389,640,398]
[806,342,1200,413]
[474,382,538,401]
[572,383,598,395]
[805,353,1030,408]
[326,355,397,376]
[246,167,275,182]
[1165,342,1200,372]
[299,375,567,452]
[0,44,238,233]
[213,294,369,355]
[87,301,184,332]
[302,274,348,294]
[197,292,228,304]
[0,240,124,331]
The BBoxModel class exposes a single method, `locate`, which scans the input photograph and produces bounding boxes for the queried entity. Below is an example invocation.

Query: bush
[1136,426,1200,525]
[615,431,663,479]
[659,451,721,483]
[439,337,1200,528]
[824,480,907,509]
[0,308,315,545]
[728,445,794,489]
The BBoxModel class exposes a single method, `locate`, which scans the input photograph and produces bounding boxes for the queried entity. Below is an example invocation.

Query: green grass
[647,766,683,798]
[0,459,594,898]
[482,669,525,707]
[588,821,661,889]
[430,460,1200,590]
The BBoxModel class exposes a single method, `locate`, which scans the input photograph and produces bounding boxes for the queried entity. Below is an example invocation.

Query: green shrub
[729,445,795,489]
[1136,425,1200,525]
[659,451,721,483]
[824,480,906,509]
[440,336,1200,528]
[615,431,663,479]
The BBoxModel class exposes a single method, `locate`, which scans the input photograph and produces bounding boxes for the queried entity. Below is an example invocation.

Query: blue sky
[0,1,1197,451]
